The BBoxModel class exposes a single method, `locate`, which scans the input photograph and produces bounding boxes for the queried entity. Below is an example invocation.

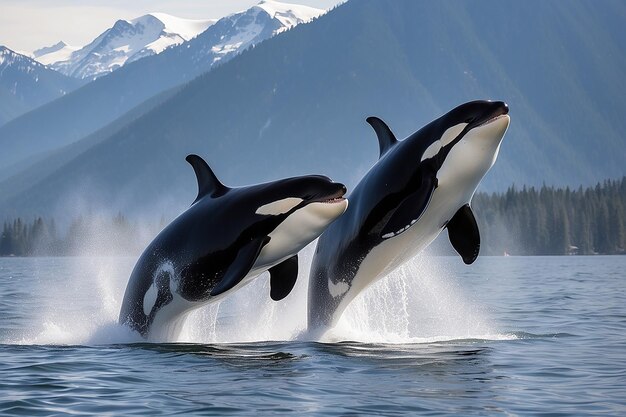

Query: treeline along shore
[0,213,162,257]
[473,177,625,255]
[1,178,625,257]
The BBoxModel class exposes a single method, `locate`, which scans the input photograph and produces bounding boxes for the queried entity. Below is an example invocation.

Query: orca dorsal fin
[366,116,398,158]
[185,154,228,203]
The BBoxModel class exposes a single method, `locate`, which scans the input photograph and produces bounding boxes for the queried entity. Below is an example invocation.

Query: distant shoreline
[2,178,625,257]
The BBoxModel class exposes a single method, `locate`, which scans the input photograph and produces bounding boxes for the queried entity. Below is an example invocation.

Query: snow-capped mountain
[0,46,83,126]
[35,13,216,80]
[32,41,79,65]
[257,0,325,28]
[0,1,326,172]
[32,1,323,81]
[192,0,324,65]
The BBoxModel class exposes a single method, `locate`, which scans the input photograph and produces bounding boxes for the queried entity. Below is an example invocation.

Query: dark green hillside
[1,0,625,218]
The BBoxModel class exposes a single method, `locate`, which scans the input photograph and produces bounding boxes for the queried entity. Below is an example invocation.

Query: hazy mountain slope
[0,1,324,175]
[0,46,83,126]
[2,0,624,219]
[0,85,181,207]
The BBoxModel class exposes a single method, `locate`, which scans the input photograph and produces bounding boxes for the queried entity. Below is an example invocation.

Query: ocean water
[0,253,624,415]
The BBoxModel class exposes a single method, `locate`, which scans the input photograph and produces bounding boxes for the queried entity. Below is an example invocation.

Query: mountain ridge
[34,13,216,80]
[0,1,325,175]
[1,0,624,219]
[0,46,84,126]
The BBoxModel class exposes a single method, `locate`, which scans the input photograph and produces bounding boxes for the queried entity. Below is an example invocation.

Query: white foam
[5,256,137,345]
[5,244,508,346]
[179,246,506,344]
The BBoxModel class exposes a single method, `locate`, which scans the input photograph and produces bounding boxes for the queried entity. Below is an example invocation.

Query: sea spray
[181,245,503,344]
[6,244,508,345]
[6,257,137,345]
[330,256,500,343]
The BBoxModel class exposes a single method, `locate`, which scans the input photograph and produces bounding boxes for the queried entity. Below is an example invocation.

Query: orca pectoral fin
[446,205,480,265]
[381,178,436,239]
[269,255,298,301]
[210,236,270,297]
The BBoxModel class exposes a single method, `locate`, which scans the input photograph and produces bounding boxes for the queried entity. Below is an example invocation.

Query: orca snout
[465,100,510,129]
[336,183,348,198]
[318,181,347,203]
[291,175,348,205]
[491,101,509,117]
[316,175,346,197]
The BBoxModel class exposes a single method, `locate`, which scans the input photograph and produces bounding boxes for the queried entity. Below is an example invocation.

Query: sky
[0,0,342,53]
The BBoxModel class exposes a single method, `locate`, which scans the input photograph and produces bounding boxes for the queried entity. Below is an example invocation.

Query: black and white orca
[308,100,510,330]
[119,154,348,339]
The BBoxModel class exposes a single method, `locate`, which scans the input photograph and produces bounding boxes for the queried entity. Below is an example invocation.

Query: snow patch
[256,0,325,28]
[29,1,326,80]
[32,13,214,79]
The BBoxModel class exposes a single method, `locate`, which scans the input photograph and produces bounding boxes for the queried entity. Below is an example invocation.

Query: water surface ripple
[0,256,625,415]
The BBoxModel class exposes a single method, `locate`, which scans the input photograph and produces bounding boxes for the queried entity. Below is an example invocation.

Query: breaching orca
[308,100,510,330]
[119,154,348,339]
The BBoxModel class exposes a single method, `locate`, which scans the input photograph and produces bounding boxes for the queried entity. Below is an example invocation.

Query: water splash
[5,245,512,345]
[7,257,141,345]
[178,245,508,344]
[329,256,503,343]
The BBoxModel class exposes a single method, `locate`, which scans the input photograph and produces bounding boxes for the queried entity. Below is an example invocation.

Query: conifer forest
[1,178,625,257]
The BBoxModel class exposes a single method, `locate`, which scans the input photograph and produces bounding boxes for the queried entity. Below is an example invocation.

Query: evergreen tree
[2,177,625,257]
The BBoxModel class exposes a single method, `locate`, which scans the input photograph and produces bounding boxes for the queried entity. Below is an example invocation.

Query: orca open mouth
[321,196,347,204]
[474,113,509,129]
[312,185,347,204]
